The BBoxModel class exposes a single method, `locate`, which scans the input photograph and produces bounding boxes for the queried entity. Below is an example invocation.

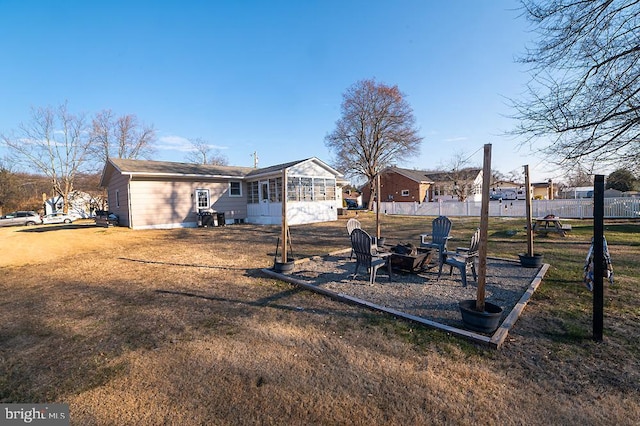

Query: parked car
[345,199,359,209]
[41,212,75,224]
[0,211,43,227]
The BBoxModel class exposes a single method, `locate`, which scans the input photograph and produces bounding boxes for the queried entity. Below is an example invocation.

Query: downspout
[127,175,133,229]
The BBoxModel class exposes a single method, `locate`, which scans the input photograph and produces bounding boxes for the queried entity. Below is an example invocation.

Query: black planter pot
[459,300,504,333]
[518,253,544,268]
[273,258,295,273]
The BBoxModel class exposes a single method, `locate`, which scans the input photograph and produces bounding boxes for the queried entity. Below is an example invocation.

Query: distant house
[426,168,483,202]
[44,191,99,218]
[560,186,594,199]
[360,166,483,205]
[99,157,343,229]
[491,180,557,200]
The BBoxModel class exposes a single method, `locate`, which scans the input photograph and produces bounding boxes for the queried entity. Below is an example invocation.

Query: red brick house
[361,166,483,205]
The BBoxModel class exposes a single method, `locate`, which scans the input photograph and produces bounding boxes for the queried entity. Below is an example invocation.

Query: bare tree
[184,138,228,165]
[565,164,594,187]
[325,78,422,207]
[512,0,640,174]
[91,109,156,164]
[438,150,481,201]
[0,161,19,214]
[1,103,92,212]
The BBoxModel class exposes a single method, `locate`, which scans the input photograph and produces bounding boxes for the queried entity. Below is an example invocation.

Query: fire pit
[388,244,433,273]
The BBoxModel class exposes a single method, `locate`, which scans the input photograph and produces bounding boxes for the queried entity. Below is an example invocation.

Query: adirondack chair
[439,228,480,287]
[350,228,392,284]
[346,218,362,259]
[419,215,452,275]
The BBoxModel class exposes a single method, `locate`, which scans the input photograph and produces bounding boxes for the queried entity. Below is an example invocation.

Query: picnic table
[532,215,572,236]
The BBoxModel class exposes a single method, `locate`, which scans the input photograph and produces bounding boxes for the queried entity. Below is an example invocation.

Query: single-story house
[99,157,344,229]
[360,166,483,205]
[45,191,100,218]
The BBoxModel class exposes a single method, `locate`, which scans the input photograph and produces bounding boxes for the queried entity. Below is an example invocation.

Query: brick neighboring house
[361,166,483,205]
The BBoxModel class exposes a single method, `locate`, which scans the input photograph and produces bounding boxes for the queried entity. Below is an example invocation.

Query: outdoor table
[532,216,572,237]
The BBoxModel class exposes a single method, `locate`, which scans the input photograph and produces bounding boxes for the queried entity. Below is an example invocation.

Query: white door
[259,181,270,216]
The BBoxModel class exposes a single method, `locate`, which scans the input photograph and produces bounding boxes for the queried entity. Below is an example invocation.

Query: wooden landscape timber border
[262,249,549,349]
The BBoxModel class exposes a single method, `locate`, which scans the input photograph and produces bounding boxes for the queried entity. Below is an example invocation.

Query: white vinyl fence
[377,197,640,219]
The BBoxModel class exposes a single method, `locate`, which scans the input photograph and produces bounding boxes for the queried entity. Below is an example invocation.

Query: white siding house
[245,158,343,225]
[99,157,343,229]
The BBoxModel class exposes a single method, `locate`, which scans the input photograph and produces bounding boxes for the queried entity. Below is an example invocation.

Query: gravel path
[283,252,544,333]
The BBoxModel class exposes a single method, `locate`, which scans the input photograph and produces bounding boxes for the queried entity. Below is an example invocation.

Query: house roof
[244,158,310,178]
[382,166,482,184]
[244,157,343,180]
[384,167,434,184]
[424,168,482,182]
[100,157,343,187]
[106,158,254,178]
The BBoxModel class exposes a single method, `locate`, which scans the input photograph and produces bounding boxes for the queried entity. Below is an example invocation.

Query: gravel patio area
[263,250,549,348]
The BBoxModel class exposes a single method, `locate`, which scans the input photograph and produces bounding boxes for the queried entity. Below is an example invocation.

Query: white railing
[377,197,640,219]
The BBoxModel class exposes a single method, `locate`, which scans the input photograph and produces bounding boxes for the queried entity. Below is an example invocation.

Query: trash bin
[216,212,226,226]
[199,212,214,227]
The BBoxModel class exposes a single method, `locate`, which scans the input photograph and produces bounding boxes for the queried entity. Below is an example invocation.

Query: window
[115,190,120,208]
[325,179,336,200]
[269,177,282,202]
[195,189,210,211]
[300,178,313,200]
[229,181,242,197]
[313,178,326,200]
[248,182,259,203]
[287,177,299,201]
[401,190,410,197]
[286,177,337,201]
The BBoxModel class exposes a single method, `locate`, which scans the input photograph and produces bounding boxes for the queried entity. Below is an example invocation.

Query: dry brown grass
[1,214,639,425]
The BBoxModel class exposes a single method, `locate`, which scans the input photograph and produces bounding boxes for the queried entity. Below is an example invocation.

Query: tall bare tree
[1,103,92,213]
[512,0,640,174]
[325,78,422,207]
[91,109,156,164]
[438,150,482,201]
[184,138,228,165]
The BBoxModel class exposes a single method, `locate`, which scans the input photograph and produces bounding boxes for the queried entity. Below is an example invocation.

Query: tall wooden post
[376,173,381,239]
[593,175,604,342]
[524,165,534,256]
[281,168,288,263]
[476,144,492,312]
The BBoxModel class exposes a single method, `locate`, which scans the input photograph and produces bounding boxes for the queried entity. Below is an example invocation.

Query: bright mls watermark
[1,404,69,425]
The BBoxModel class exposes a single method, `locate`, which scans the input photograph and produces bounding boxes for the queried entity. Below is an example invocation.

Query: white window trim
[229,181,242,197]
[401,189,410,197]
[195,189,210,211]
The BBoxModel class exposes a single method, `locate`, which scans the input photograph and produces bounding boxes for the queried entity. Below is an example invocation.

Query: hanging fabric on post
[583,236,614,291]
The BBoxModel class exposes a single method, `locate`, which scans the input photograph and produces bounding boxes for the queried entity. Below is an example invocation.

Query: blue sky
[0,0,557,182]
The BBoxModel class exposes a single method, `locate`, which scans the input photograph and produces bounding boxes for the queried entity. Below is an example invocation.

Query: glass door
[259,181,270,216]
